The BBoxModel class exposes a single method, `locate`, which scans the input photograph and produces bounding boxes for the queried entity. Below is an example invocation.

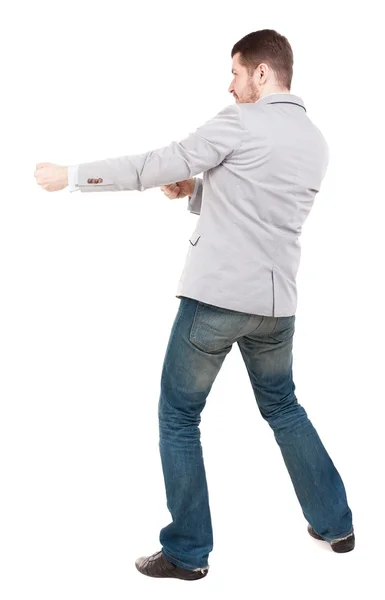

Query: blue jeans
[158,297,353,570]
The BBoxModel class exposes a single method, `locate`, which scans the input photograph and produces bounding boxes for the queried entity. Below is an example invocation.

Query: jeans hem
[323,527,354,543]
[162,549,209,571]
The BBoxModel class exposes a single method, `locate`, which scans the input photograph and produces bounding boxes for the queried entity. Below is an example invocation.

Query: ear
[255,63,268,80]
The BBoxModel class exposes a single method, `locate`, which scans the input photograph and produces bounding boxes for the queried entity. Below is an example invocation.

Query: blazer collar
[255,93,306,111]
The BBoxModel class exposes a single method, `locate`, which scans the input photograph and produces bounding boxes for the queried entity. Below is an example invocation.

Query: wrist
[63,166,68,187]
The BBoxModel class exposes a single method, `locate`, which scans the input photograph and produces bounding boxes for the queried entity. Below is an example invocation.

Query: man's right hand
[161,178,196,200]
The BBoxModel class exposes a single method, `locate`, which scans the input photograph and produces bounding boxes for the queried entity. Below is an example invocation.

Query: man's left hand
[34,163,68,192]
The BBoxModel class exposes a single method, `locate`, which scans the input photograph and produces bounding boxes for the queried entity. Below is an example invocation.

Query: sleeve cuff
[187,178,203,215]
[68,164,79,192]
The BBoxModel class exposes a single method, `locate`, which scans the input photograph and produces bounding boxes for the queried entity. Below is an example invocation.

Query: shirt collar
[255,92,306,111]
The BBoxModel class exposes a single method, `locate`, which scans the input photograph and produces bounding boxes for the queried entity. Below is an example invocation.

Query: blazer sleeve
[187,177,203,215]
[75,104,244,193]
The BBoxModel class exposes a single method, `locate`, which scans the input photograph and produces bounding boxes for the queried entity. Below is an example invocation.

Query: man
[34,29,354,581]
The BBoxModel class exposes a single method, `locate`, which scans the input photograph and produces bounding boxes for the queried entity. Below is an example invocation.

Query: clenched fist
[34,163,68,192]
[161,178,196,200]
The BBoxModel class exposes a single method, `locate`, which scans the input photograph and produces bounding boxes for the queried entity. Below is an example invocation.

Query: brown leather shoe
[307,524,355,553]
[135,550,209,580]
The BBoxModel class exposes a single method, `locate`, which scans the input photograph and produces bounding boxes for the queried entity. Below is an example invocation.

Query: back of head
[231,29,293,91]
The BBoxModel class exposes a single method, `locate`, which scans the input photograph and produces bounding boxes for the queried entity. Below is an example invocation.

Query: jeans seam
[166,298,189,352]
[161,298,195,412]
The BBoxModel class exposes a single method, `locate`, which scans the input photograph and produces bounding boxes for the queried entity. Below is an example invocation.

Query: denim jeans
[158,297,353,570]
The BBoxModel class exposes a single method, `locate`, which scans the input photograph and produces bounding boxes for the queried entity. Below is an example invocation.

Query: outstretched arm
[72,104,244,193]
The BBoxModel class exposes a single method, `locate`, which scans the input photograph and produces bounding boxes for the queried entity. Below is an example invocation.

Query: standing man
[35,28,354,581]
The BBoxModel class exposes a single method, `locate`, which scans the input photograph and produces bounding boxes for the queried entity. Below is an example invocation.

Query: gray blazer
[69,92,329,316]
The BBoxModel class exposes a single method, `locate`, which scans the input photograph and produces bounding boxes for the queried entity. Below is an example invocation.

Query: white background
[1,1,384,598]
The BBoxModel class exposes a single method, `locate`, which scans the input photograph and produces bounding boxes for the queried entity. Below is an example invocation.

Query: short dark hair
[231,29,293,90]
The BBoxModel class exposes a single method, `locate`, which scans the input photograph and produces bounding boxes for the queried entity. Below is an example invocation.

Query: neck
[259,87,290,98]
